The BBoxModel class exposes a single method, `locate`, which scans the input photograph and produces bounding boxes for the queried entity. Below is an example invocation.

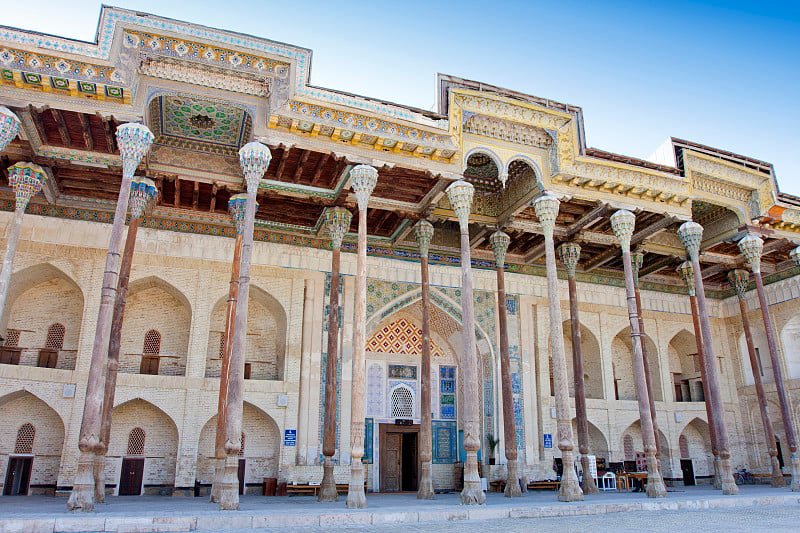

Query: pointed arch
[668,329,703,402]
[611,326,663,401]
[205,284,287,380]
[562,319,604,399]
[780,313,800,379]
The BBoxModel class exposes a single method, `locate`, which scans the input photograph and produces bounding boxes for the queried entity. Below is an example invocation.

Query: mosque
[0,6,798,507]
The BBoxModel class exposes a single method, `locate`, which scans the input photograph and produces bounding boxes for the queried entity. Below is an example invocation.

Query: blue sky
[5,1,799,195]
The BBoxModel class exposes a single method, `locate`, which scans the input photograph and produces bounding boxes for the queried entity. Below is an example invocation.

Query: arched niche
[205,284,287,381]
[0,390,66,494]
[780,314,800,379]
[3,263,84,370]
[611,327,663,401]
[120,276,192,377]
[196,403,280,490]
[106,398,179,493]
[679,417,713,477]
[668,329,704,402]
[738,325,773,386]
[562,319,604,400]
[569,418,610,460]
[619,420,670,466]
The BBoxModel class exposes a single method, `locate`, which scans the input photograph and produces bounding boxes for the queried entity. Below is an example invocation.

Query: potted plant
[486,433,500,465]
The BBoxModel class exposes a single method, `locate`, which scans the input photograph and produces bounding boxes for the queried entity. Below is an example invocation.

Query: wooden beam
[28,105,48,144]
[293,149,310,182]
[50,108,72,147]
[639,255,681,278]
[192,180,199,209]
[310,153,331,187]
[77,113,94,151]
[174,178,181,208]
[701,238,788,279]
[584,216,677,271]
[274,146,291,180]
[564,202,609,238]
[97,113,116,153]
[470,226,491,248]
[209,183,218,212]
[523,242,546,263]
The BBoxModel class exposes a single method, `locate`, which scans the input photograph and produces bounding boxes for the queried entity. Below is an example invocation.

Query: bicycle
[734,468,755,485]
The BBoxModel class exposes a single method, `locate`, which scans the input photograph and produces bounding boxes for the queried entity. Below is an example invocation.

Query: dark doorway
[3,456,32,495]
[401,432,418,491]
[777,440,784,468]
[379,424,419,492]
[119,457,144,495]
[238,458,246,495]
[680,459,695,486]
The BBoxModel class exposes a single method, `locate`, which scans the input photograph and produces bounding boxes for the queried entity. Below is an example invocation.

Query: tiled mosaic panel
[366,280,417,318]
[365,318,446,357]
[432,421,457,463]
[439,365,456,420]
[364,418,374,463]
[366,363,384,417]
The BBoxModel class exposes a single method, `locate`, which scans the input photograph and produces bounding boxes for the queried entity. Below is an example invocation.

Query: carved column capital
[558,242,581,277]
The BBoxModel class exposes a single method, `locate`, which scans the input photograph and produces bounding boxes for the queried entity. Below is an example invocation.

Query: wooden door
[680,459,695,486]
[3,457,32,495]
[380,432,402,491]
[140,356,159,375]
[119,457,144,495]
[238,458,246,495]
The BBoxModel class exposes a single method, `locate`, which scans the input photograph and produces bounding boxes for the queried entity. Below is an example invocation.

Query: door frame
[378,423,419,492]
[119,457,145,496]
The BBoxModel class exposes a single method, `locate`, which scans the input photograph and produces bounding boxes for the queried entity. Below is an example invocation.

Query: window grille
[5,329,21,346]
[679,435,690,458]
[14,423,35,454]
[46,323,66,350]
[390,385,414,419]
[218,333,226,358]
[238,432,245,456]
[623,434,634,461]
[143,330,161,355]
[127,427,146,455]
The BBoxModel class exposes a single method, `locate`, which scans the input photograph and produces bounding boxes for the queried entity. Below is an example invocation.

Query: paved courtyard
[0,486,798,532]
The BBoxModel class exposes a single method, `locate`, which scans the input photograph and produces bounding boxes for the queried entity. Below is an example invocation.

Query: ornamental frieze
[453,92,570,131]
[463,113,552,149]
[683,152,769,189]
[138,57,271,97]
[691,171,752,203]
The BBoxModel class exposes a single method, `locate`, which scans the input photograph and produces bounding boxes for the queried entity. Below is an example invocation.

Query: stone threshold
[2,492,799,532]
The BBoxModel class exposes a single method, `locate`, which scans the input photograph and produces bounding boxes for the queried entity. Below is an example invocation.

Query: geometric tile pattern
[151,95,251,151]
[365,318,446,357]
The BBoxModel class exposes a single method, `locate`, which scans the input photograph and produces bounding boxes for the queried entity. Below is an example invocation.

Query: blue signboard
[543,433,553,449]
[284,429,297,447]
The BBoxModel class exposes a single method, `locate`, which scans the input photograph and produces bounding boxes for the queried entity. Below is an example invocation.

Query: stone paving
[0,486,798,532]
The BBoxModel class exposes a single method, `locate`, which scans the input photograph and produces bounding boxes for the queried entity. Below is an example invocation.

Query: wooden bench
[527,480,561,490]
[287,482,363,496]
[489,480,506,492]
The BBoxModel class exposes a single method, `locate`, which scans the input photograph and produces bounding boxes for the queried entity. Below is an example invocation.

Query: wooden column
[96,177,158,503]
[210,193,248,502]
[611,210,666,498]
[414,220,436,499]
[219,142,272,510]
[728,269,786,487]
[320,207,351,502]
[446,180,486,505]
[677,261,721,488]
[534,195,583,502]
[0,163,45,328]
[346,165,378,509]
[558,242,598,495]
[68,124,153,512]
[490,230,522,497]
[631,251,662,471]
[739,234,799,491]
[678,221,738,494]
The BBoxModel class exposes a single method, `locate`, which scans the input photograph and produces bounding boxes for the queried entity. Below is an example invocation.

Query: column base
[417,461,435,500]
[345,460,367,509]
[790,455,800,492]
[93,454,106,504]
[770,455,787,488]
[209,458,224,503]
[318,457,338,502]
[217,455,240,510]
[717,457,739,495]
[67,450,97,512]
[504,458,521,498]
[520,473,528,493]
[580,455,599,495]
[712,457,722,490]
[460,452,485,505]
[558,451,584,502]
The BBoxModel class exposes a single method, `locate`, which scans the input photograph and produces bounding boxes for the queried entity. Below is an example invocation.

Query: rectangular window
[0,348,21,365]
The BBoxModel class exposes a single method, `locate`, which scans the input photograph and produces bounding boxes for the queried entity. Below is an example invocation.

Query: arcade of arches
[1,6,800,499]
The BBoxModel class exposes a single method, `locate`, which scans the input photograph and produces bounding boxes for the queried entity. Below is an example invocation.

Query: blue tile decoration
[511,372,521,394]
[364,418,374,463]
[432,421,457,464]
